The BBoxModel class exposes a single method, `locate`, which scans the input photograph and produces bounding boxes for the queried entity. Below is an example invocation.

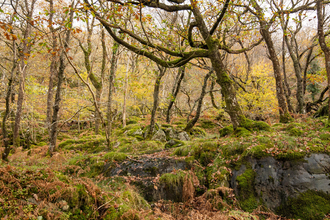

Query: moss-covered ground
[1,116,330,219]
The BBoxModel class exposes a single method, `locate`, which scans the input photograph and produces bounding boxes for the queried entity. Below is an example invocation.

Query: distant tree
[48,1,75,156]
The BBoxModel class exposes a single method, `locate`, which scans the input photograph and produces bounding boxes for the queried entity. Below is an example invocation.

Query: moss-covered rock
[199,119,217,129]
[288,127,303,136]
[279,112,294,123]
[58,135,106,153]
[276,190,330,220]
[190,126,207,137]
[244,145,269,159]
[233,127,251,137]
[126,116,142,125]
[103,152,128,162]
[220,120,271,138]
[236,168,259,212]
[252,121,271,131]
[165,139,185,149]
[219,125,234,137]
[161,123,173,129]
[173,145,192,157]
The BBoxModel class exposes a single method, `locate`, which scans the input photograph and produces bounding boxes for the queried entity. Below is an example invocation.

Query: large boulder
[103,156,191,202]
[164,127,190,141]
[151,129,167,142]
[165,139,185,149]
[177,131,190,141]
[231,153,330,211]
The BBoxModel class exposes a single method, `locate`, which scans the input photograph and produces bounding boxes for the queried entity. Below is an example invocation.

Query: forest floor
[1,116,330,219]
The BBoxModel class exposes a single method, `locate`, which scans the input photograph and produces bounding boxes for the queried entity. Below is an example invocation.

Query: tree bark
[191,3,246,129]
[78,16,103,134]
[147,66,166,139]
[46,0,57,134]
[209,80,220,110]
[48,4,74,156]
[283,32,305,113]
[107,39,120,149]
[282,37,294,113]
[13,0,36,146]
[184,70,212,132]
[2,39,17,161]
[316,0,330,122]
[166,66,185,123]
[122,52,130,128]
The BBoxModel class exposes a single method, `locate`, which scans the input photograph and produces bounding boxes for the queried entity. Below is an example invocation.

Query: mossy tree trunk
[184,70,212,132]
[166,66,185,123]
[122,52,130,128]
[147,66,166,139]
[78,15,104,134]
[191,4,247,129]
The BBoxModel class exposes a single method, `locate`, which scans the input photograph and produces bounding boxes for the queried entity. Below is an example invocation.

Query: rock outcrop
[103,156,191,202]
[231,153,330,210]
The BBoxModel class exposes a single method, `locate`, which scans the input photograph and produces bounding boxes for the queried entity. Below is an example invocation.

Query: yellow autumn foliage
[237,63,278,117]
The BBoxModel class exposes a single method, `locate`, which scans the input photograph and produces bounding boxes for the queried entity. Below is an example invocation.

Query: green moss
[279,112,293,123]
[274,150,305,161]
[319,133,330,140]
[159,170,187,186]
[238,116,254,129]
[252,121,271,131]
[220,119,270,137]
[199,119,217,129]
[37,141,47,146]
[173,145,192,156]
[276,190,330,220]
[234,127,251,137]
[103,152,127,162]
[236,168,259,212]
[245,145,269,159]
[165,139,185,149]
[121,124,142,136]
[219,125,233,137]
[192,141,218,166]
[161,123,173,128]
[127,116,142,125]
[58,139,76,148]
[221,142,247,158]
[184,156,195,164]
[117,140,163,155]
[190,127,207,137]
[288,127,303,136]
[58,136,106,153]
[207,167,230,189]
